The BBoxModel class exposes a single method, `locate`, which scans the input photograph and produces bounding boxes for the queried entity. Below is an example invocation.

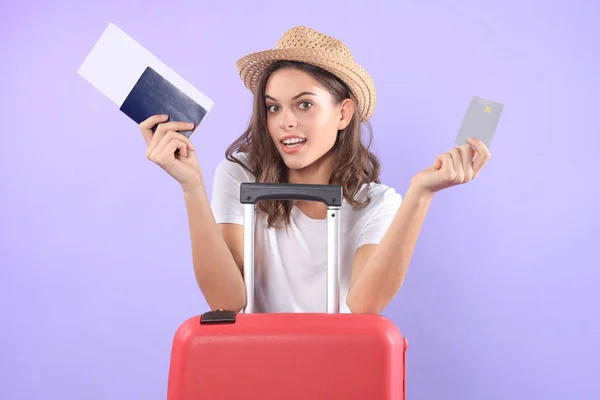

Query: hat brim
[235,48,376,121]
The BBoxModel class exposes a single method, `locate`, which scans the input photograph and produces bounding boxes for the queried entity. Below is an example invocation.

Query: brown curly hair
[225,60,381,228]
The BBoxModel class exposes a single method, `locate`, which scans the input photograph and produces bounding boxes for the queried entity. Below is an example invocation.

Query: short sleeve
[210,155,255,225]
[356,188,402,247]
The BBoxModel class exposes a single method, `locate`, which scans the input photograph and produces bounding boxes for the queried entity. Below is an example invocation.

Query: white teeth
[283,138,306,145]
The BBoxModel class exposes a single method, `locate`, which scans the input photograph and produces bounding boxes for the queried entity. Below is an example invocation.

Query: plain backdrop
[1,0,599,399]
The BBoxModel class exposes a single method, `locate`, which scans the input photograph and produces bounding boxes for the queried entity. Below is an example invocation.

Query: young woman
[138,26,491,314]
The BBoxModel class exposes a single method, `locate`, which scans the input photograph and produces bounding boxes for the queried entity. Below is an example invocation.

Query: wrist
[181,179,205,198]
[407,177,435,202]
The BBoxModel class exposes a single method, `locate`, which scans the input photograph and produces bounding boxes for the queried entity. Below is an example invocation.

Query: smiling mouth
[281,138,307,148]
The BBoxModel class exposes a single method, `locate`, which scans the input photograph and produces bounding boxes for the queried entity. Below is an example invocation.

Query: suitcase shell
[167,183,408,399]
[167,313,408,400]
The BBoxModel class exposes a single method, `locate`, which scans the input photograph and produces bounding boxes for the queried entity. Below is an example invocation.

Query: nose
[280,109,298,130]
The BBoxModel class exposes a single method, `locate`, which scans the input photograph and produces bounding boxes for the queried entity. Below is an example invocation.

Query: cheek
[266,115,279,139]
[307,111,338,144]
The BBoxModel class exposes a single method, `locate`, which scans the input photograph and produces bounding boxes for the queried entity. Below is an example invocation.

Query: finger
[162,138,189,161]
[467,138,492,178]
[156,130,195,154]
[177,140,188,158]
[458,143,474,181]
[147,121,194,157]
[156,131,196,151]
[155,121,195,136]
[140,114,169,130]
[149,138,188,164]
[139,114,169,145]
[439,152,456,182]
[432,154,443,170]
[448,147,464,183]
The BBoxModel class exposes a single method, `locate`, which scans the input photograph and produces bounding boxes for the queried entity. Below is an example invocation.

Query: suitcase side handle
[240,182,342,206]
[240,183,342,314]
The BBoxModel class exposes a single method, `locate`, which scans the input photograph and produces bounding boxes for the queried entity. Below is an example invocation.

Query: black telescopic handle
[240,183,342,207]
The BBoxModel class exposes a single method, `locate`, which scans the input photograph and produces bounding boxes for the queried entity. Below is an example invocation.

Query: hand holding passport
[78,23,214,187]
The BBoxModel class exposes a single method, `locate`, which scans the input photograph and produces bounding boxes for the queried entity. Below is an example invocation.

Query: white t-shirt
[210,153,402,313]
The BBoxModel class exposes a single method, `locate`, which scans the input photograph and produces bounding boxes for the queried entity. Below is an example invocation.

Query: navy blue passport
[119,66,207,138]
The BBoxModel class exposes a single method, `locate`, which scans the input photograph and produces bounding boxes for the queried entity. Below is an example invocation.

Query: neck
[287,152,334,185]
[286,152,335,220]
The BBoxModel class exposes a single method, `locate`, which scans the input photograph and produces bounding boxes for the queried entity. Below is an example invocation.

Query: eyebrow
[265,91,317,102]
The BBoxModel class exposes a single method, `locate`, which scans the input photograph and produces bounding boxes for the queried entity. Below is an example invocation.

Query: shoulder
[214,152,256,183]
[352,181,402,212]
[347,182,402,247]
[210,153,255,222]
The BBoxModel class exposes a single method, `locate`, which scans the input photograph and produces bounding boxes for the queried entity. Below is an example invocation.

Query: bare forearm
[183,183,246,312]
[347,184,434,314]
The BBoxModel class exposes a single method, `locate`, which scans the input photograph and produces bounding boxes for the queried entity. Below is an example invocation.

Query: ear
[337,99,355,130]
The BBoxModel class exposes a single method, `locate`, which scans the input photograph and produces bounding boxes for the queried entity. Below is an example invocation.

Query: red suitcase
[167,183,408,400]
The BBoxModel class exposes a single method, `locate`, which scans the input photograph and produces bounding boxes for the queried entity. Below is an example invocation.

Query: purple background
[2,0,599,399]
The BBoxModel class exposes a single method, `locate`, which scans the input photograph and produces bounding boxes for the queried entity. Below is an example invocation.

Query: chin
[281,151,333,173]
[281,154,313,170]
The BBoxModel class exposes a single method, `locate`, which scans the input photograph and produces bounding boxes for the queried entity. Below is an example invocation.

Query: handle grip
[240,183,342,206]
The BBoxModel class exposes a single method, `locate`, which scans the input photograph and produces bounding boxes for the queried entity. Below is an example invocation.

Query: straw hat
[235,26,376,121]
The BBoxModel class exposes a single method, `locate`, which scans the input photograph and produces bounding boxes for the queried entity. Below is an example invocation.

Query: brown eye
[299,101,312,110]
[267,105,279,113]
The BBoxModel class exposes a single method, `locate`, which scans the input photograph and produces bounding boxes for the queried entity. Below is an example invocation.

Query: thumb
[432,155,443,170]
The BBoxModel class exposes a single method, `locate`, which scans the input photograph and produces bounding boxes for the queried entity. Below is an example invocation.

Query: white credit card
[455,96,504,149]
[77,23,214,137]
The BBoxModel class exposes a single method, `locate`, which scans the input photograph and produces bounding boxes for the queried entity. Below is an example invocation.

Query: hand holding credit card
[412,96,501,193]
[77,23,214,138]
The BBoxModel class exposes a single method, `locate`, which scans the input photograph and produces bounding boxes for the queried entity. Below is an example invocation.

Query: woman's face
[264,68,352,171]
